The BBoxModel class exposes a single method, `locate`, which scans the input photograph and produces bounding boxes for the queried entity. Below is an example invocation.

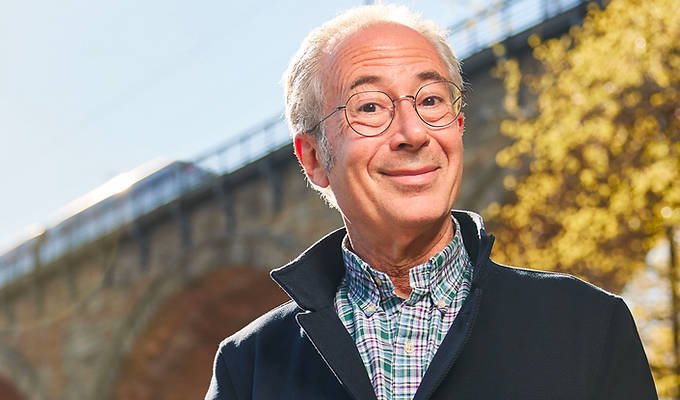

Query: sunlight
[102,172,137,196]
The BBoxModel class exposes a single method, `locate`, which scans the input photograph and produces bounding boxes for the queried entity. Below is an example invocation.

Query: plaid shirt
[334,219,472,400]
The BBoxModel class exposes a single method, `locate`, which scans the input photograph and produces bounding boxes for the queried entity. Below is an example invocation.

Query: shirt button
[437,299,447,308]
[404,341,414,355]
[374,276,382,287]
[365,304,377,314]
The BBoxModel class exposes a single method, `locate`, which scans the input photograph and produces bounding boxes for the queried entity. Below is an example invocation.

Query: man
[206,4,656,399]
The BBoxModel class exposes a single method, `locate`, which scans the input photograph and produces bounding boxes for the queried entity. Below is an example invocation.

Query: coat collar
[270,227,347,311]
[270,210,494,310]
[270,228,373,400]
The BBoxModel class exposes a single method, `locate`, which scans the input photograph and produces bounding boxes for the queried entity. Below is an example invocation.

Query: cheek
[327,124,372,168]
[328,140,383,206]
[444,133,464,161]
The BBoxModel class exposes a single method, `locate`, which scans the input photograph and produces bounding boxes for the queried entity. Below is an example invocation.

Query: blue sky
[0,1,494,252]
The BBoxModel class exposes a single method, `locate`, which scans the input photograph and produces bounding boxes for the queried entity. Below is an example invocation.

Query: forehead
[321,23,448,98]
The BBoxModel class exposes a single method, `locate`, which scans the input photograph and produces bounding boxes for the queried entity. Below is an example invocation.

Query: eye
[421,96,442,107]
[346,91,391,118]
[360,103,378,113]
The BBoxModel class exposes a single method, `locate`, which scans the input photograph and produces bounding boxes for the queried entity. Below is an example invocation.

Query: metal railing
[192,114,290,177]
[448,0,584,60]
[0,0,590,288]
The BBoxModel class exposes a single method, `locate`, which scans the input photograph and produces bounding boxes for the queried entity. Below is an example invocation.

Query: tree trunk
[669,225,679,399]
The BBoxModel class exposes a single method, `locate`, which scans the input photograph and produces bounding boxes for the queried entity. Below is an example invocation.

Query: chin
[383,198,452,229]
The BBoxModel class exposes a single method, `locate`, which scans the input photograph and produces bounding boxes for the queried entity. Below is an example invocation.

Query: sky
[0,0,500,253]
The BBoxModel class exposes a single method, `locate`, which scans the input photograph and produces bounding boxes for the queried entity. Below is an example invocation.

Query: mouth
[380,166,439,186]
[382,166,439,177]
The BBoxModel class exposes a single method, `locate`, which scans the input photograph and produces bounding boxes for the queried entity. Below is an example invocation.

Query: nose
[388,96,430,151]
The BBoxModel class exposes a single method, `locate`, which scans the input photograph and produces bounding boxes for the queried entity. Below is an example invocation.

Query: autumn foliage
[488,0,679,289]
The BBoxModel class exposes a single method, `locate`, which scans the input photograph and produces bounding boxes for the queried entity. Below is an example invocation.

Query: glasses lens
[415,81,462,127]
[345,91,393,136]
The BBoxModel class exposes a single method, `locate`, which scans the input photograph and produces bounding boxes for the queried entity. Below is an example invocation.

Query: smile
[380,166,439,186]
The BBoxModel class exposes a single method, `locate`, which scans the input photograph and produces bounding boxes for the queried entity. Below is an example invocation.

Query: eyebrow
[417,70,448,82]
[349,75,381,90]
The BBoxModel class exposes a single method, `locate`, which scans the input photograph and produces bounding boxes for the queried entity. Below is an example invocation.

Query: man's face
[303,23,464,240]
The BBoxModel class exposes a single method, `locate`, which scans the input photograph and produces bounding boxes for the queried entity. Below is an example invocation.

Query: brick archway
[0,376,26,400]
[111,267,289,400]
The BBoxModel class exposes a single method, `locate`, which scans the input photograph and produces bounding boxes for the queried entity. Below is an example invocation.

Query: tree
[486,0,679,395]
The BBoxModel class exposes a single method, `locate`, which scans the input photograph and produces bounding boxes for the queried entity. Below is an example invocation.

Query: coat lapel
[413,217,495,400]
[271,228,377,400]
[413,287,482,400]
[296,308,378,400]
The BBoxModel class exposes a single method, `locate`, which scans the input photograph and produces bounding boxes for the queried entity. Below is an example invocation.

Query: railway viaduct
[0,6,590,399]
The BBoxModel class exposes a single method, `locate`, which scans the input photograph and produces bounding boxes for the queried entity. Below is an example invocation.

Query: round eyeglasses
[311,80,464,137]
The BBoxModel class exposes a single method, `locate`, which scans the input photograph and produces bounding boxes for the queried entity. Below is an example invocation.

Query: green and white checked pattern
[334,218,472,400]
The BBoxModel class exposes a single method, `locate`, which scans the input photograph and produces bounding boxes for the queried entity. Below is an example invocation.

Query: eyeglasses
[311,80,464,137]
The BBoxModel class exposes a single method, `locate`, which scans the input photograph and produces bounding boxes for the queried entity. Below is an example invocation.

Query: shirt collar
[340,217,471,316]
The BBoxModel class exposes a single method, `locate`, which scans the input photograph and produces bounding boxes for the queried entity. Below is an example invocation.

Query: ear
[294,133,330,188]
[456,112,465,135]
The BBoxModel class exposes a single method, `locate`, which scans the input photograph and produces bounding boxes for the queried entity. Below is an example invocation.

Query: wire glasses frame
[310,80,465,137]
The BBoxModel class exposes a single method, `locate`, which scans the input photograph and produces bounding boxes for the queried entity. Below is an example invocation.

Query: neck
[345,215,454,298]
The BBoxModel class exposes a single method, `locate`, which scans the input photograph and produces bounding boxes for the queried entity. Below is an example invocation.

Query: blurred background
[0,0,677,398]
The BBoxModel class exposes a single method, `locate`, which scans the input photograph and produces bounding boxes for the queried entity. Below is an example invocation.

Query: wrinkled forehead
[320,23,448,102]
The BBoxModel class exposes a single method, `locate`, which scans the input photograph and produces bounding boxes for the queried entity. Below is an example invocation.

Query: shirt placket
[392,285,427,398]
[394,302,413,400]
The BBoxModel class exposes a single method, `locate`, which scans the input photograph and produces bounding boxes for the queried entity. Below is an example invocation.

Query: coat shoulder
[491,261,616,296]
[220,300,301,351]
[484,261,621,315]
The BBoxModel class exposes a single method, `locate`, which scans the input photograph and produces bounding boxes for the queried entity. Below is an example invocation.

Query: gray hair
[282,4,463,203]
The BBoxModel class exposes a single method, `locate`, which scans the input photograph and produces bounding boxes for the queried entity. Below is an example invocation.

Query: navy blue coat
[206,211,656,399]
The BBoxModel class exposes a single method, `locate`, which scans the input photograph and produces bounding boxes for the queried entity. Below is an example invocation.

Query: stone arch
[90,211,309,400]
[0,344,47,400]
[105,266,289,400]
[0,375,27,400]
